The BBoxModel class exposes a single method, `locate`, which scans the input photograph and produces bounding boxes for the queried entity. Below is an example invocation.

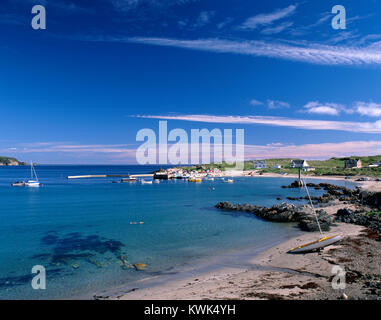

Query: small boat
[141,180,153,184]
[121,177,137,183]
[289,172,343,254]
[288,235,342,254]
[12,181,25,187]
[154,180,160,184]
[25,162,40,187]
[188,178,202,183]
[227,179,234,183]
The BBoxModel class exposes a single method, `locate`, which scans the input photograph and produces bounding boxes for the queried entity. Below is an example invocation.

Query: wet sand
[106,178,381,300]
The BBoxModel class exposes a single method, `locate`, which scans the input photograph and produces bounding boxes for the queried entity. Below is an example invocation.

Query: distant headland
[0,156,26,166]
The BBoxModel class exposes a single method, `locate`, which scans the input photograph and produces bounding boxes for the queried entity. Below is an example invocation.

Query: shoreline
[92,230,302,300]
[101,176,381,300]
[108,210,364,300]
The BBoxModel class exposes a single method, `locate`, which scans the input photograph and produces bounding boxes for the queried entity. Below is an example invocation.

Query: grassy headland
[184,156,381,177]
[0,156,26,166]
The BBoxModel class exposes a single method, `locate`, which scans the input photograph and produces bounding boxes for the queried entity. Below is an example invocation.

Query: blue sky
[1,0,381,163]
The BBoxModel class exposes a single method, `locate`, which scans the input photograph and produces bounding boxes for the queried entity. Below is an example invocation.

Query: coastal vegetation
[187,156,381,177]
[0,156,26,166]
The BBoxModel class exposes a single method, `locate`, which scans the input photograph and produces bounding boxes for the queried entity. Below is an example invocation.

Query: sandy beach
[104,178,381,300]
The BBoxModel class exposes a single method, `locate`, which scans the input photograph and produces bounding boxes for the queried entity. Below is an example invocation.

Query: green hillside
[255,156,381,177]
[194,156,381,177]
[0,156,26,166]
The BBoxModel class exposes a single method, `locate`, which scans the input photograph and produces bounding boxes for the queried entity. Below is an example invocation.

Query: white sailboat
[25,162,40,187]
[288,172,341,254]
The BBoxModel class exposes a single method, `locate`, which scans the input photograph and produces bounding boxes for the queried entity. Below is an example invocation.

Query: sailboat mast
[302,172,323,236]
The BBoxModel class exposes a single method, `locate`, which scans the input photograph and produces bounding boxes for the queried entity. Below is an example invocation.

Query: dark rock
[288,180,304,188]
[359,191,381,209]
[298,210,332,232]
[335,208,381,236]
[215,201,333,231]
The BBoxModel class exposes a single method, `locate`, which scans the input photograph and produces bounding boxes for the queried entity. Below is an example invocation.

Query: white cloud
[261,21,293,35]
[239,4,297,30]
[302,101,348,116]
[7,140,381,163]
[355,102,381,117]
[267,100,290,109]
[195,11,215,27]
[302,101,381,117]
[7,142,136,154]
[245,140,381,160]
[125,37,381,66]
[217,17,234,29]
[135,114,381,134]
[250,99,264,106]
[250,99,290,109]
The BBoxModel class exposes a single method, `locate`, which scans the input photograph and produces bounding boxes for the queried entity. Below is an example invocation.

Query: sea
[0,165,355,299]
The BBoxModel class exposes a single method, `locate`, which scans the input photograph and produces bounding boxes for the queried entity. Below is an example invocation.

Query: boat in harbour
[12,181,26,187]
[25,162,40,187]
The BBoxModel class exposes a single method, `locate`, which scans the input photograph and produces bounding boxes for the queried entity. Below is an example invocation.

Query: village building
[344,159,362,169]
[253,160,267,169]
[290,160,309,168]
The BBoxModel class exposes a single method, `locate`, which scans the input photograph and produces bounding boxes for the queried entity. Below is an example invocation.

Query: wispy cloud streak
[124,37,381,66]
[136,114,381,133]
[245,141,381,160]
[239,4,297,30]
[4,140,381,163]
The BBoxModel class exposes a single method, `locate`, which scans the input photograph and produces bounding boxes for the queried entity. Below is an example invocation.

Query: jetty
[67,174,154,179]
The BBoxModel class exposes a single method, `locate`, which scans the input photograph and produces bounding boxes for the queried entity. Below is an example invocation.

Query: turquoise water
[0,166,354,299]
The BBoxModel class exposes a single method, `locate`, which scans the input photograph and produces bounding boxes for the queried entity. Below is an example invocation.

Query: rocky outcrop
[298,210,332,232]
[215,201,332,231]
[358,191,381,208]
[216,181,381,234]
[283,181,381,209]
[335,208,381,235]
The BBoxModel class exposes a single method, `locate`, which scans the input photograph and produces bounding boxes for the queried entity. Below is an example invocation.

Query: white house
[253,160,267,169]
[290,160,309,168]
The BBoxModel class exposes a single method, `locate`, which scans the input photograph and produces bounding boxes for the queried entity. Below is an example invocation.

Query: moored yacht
[25,162,40,187]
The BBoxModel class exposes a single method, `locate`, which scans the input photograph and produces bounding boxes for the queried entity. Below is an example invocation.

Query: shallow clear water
[0,166,354,299]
